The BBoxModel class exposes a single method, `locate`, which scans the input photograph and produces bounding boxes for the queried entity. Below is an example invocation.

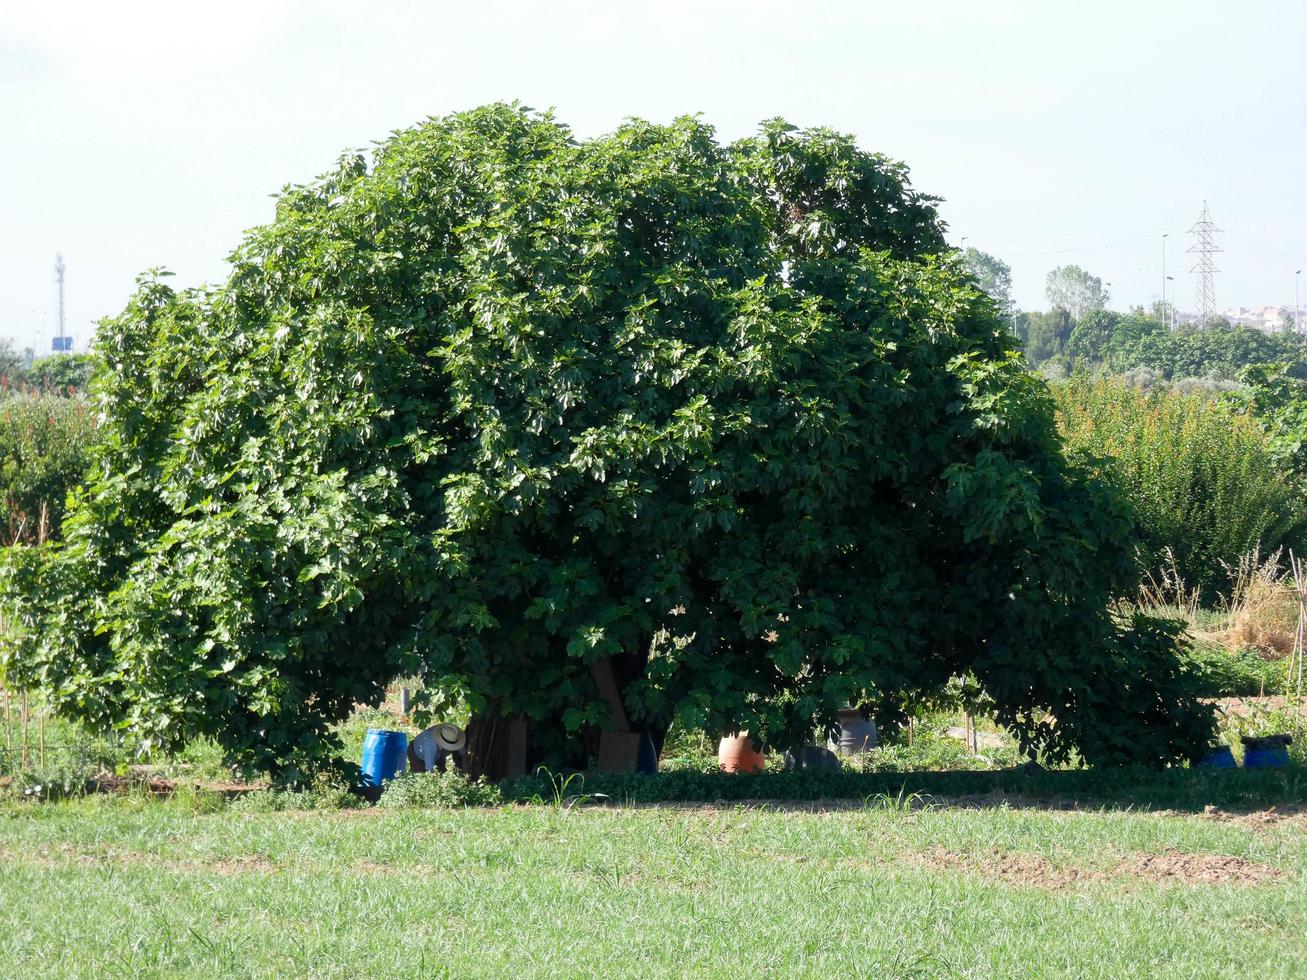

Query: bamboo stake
[3,683,9,752]
[38,703,45,769]
[1299,553,1305,700]
[1289,551,1305,707]
[1296,553,1306,703]
[21,692,29,769]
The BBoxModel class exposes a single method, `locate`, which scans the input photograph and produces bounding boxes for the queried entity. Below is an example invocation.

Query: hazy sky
[3,0,1305,353]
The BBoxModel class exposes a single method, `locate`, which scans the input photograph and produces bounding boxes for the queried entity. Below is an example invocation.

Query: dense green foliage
[0,346,97,394]
[1228,362,1307,478]
[1027,303,1307,378]
[1124,322,1307,379]
[0,105,1216,777]
[0,394,99,543]
[378,770,504,809]
[1066,309,1156,367]
[2,354,99,394]
[1184,643,1286,698]
[1054,377,1307,595]
[1016,308,1074,366]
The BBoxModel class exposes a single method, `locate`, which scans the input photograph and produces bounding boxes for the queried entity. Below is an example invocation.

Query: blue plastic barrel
[1198,746,1237,769]
[1243,746,1290,769]
[361,729,408,786]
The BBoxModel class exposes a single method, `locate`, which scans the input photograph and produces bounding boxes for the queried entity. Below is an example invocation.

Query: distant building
[1219,305,1295,333]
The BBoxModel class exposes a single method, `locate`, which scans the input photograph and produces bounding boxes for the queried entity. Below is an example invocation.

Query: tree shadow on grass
[503,766,1307,815]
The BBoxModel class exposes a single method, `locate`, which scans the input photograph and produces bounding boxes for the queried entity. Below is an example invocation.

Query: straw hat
[431,723,466,753]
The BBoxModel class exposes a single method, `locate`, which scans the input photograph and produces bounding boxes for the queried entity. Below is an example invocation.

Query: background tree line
[961,247,1307,381]
[962,247,1307,600]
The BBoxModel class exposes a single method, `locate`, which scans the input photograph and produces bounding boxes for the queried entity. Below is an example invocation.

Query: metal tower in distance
[1187,202,1221,329]
[53,253,69,352]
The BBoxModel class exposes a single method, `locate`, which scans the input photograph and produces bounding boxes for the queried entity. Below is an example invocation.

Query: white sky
[2,0,1305,353]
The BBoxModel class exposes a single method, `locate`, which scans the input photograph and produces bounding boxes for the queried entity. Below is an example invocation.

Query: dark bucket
[636,732,659,775]
[361,729,408,786]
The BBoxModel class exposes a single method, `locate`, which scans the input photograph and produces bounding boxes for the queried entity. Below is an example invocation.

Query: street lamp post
[1162,233,1169,321]
[1294,269,1302,334]
[1166,276,1175,330]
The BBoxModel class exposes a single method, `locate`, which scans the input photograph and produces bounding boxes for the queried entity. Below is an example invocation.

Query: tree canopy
[1045,265,1109,321]
[960,247,1014,317]
[0,105,1215,777]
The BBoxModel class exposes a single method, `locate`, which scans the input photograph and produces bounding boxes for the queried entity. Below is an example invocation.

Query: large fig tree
[0,105,1215,776]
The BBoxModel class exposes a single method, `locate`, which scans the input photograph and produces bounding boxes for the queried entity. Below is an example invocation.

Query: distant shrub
[862,728,1024,772]
[378,770,503,809]
[0,394,99,543]
[230,778,359,812]
[3,354,98,395]
[1111,323,1307,379]
[1054,377,1307,597]
[0,739,119,802]
[1184,644,1285,698]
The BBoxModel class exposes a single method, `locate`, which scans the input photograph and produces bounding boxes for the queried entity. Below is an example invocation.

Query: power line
[1222,229,1305,270]
[977,221,1189,248]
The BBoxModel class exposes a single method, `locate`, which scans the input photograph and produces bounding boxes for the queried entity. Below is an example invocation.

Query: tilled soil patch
[918,848,1101,889]
[1194,803,1307,830]
[1120,849,1282,885]
[918,846,1284,889]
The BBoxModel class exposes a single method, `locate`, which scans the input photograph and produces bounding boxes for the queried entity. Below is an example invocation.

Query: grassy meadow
[2,789,1306,978]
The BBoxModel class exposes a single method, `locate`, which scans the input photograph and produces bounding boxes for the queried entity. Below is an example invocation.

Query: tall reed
[1055,377,1307,598]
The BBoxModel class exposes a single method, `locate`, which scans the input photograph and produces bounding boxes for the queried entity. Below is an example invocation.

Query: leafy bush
[229,777,359,812]
[0,738,120,802]
[0,104,1216,776]
[1055,377,1307,597]
[1129,325,1307,380]
[1069,315,1307,379]
[378,770,503,809]
[1184,644,1285,698]
[3,354,98,395]
[859,729,1024,772]
[1228,362,1307,479]
[0,394,99,543]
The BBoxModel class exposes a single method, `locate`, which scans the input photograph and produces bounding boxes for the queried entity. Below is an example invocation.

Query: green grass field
[2,792,1304,978]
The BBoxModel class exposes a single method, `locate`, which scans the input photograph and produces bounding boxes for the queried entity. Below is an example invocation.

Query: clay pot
[718,733,765,773]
